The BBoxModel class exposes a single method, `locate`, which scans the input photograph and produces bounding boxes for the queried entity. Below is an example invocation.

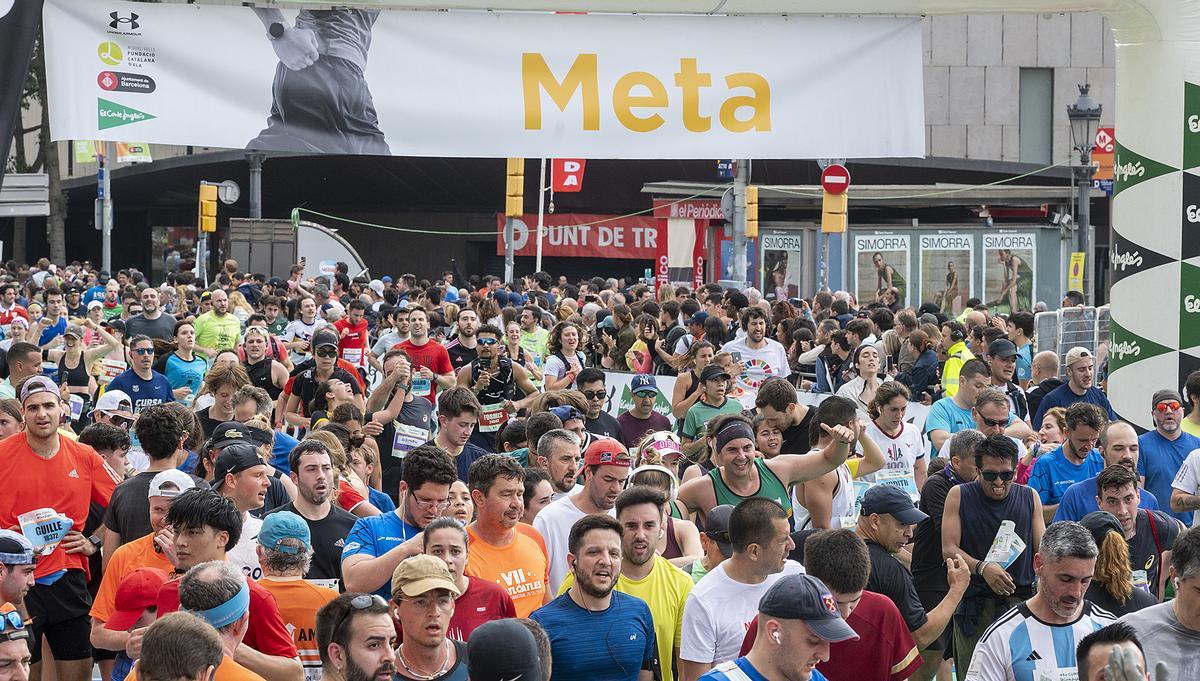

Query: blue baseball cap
[258,512,310,555]
[630,375,658,395]
[550,405,584,423]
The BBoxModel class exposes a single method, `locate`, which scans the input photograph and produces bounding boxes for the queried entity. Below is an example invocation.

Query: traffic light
[505,158,525,218]
[198,183,218,233]
[744,185,759,238]
[821,190,847,233]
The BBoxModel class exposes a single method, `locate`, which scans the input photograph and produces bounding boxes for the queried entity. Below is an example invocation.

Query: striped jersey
[965,601,1115,681]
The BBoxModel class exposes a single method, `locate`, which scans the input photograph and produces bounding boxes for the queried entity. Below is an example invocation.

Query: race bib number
[303,667,323,681]
[410,378,431,397]
[19,508,71,555]
[874,468,920,501]
[306,578,339,591]
[1132,569,1150,592]
[392,423,430,459]
[478,403,508,433]
[342,348,363,365]
[68,394,85,421]
[98,358,127,384]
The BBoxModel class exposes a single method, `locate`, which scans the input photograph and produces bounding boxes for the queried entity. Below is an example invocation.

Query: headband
[190,581,250,629]
[714,420,755,452]
[630,464,679,500]
[0,550,32,565]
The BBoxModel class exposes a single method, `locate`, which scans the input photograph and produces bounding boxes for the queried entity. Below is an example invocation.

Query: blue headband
[190,581,250,629]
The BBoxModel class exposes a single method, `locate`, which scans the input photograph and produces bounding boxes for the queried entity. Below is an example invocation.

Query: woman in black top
[1080,511,1157,617]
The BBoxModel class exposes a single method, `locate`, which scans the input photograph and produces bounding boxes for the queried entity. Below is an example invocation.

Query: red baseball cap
[105,567,170,631]
[575,438,633,478]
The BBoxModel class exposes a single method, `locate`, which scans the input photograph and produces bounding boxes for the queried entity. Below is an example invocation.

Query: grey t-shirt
[124,313,178,341]
[1120,602,1200,678]
[295,9,380,73]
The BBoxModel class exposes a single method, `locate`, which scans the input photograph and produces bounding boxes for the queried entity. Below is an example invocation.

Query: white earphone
[772,632,782,645]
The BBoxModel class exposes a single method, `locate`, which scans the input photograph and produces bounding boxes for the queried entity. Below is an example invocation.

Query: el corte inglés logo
[97,98,155,130]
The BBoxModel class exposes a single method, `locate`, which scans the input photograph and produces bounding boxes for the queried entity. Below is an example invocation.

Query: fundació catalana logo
[97,98,155,130]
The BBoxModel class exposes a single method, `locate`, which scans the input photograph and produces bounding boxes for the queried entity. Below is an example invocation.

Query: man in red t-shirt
[397,308,454,405]
[0,283,28,329]
[741,529,923,681]
[0,377,120,681]
[422,517,515,641]
[155,488,301,681]
[333,300,370,370]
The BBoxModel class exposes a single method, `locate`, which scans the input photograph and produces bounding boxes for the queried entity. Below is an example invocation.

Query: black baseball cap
[860,485,927,525]
[700,365,730,383]
[986,338,1018,358]
[702,504,735,557]
[311,329,339,350]
[211,444,265,489]
[758,574,859,642]
[466,620,543,681]
[212,422,254,449]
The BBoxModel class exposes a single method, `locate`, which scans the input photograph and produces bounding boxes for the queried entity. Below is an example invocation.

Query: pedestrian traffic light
[821,190,847,233]
[198,183,218,233]
[505,158,525,218]
[744,185,759,238]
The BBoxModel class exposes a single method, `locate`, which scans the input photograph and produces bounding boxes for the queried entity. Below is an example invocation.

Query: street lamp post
[1067,83,1102,305]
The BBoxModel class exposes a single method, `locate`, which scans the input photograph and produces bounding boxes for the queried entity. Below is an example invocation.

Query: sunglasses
[1155,401,1182,413]
[581,390,606,400]
[110,415,135,429]
[331,594,388,644]
[978,415,1008,428]
[315,348,338,358]
[478,338,499,346]
[132,347,154,356]
[980,470,1015,482]
[633,390,657,398]
[0,610,29,643]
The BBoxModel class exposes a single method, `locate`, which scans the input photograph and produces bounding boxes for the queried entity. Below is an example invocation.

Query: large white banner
[44,0,924,159]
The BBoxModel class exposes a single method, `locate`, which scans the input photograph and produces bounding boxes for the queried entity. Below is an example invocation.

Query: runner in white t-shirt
[861,382,928,492]
[283,297,328,365]
[721,307,789,409]
[678,497,804,679]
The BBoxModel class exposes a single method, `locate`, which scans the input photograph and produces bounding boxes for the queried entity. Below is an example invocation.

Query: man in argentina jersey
[966,521,1115,681]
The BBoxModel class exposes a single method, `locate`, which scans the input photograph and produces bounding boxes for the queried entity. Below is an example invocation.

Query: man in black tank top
[941,434,1044,678]
[242,327,288,400]
[455,325,538,451]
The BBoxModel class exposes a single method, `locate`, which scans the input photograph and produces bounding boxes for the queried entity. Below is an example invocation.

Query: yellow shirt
[559,554,693,680]
[1184,417,1200,438]
[940,341,975,397]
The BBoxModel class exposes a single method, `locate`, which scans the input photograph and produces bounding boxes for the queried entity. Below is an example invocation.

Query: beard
[345,653,394,681]
[577,571,617,599]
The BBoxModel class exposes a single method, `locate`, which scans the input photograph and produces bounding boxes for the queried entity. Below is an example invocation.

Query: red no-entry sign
[821,164,851,195]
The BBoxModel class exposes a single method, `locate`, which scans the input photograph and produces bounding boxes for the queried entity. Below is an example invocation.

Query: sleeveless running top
[244,358,282,400]
[663,516,683,559]
[58,352,91,390]
[708,458,793,522]
[668,499,685,520]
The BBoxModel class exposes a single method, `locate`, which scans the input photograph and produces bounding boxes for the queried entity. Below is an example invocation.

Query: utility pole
[535,158,546,274]
[247,153,265,219]
[504,217,515,283]
[100,141,113,272]
[731,159,749,285]
[504,158,525,283]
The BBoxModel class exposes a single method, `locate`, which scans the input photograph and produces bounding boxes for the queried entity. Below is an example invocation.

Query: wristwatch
[396,383,412,393]
[267,22,286,40]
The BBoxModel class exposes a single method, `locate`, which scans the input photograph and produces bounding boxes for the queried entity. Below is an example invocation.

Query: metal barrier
[1034,305,1110,374]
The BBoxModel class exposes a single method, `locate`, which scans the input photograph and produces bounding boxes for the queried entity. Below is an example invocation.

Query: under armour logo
[109,12,139,29]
